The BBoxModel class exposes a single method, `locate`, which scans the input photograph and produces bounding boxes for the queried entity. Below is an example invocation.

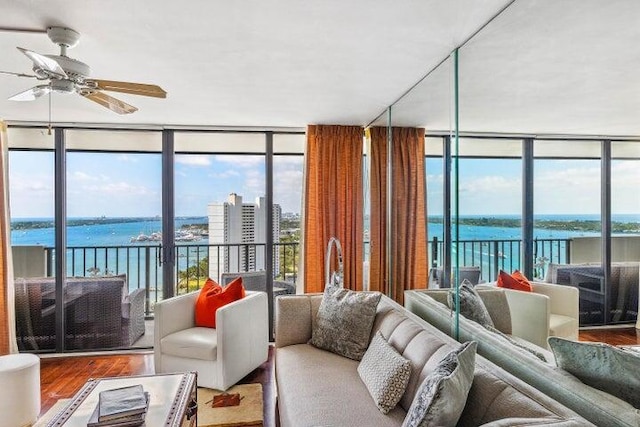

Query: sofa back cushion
[371,305,458,412]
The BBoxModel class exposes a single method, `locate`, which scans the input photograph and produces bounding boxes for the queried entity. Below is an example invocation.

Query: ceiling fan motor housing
[42,55,91,81]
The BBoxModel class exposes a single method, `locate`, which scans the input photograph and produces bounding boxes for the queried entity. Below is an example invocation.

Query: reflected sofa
[14,275,145,351]
[275,293,593,426]
[405,289,640,427]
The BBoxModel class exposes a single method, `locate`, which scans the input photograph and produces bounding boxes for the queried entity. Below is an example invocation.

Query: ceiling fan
[0,26,166,114]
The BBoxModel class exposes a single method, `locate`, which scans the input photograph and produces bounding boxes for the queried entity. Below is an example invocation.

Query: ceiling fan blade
[85,79,167,98]
[17,47,67,79]
[80,91,138,114]
[0,70,37,78]
[8,85,51,101]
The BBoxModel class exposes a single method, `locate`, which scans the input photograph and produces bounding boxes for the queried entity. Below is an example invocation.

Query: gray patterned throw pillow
[549,337,640,408]
[448,280,495,328]
[402,341,477,427]
[309,285,382,360]
[358,332,411,414]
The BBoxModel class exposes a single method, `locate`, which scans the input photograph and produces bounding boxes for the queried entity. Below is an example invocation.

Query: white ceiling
[390,0,640,137]
[0,0,511,128]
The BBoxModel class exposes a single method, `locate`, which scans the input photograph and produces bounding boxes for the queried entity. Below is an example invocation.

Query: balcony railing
[44,242,300,315]
[428,237,570,282]
[39,237,571,314]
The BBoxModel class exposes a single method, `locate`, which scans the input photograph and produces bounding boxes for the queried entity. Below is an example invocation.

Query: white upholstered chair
[154,290,269,391]
[480,281,579,348]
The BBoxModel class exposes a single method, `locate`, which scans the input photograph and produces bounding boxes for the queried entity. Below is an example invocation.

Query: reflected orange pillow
[497,270,533,292]
[194,277,246,328]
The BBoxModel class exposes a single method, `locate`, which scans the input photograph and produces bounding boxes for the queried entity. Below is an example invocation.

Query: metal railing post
[145,246,151,315]
[492,241,500,278]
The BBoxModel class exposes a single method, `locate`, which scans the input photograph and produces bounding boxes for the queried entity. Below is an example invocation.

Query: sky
[9,151,304,218]
[8,151,640,219]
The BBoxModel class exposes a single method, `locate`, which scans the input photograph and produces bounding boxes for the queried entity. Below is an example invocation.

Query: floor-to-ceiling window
[8,128,56,352]
[610,141,640,324]
[173,132,266,290]
[534,140,603,325]
[425,137,444,281]
[8,126,303,353]
[273,133,304,286]
[456,138,522,282]
[64,130,162,350]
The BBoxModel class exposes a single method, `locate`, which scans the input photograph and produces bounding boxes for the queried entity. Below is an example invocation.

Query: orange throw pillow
[194,277,246,328]
[497,270,533,292]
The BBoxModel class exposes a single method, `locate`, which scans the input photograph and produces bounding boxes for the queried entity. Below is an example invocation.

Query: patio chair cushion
[195,277,245,328]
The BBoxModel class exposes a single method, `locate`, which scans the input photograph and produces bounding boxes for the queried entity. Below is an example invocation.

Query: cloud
[176,155,212,166]
[209,169,240,179]
[118,154,138,163]
[83,181,156,197]
[71,171,101,182]
[214,155,263,168]
[274,169,304,212]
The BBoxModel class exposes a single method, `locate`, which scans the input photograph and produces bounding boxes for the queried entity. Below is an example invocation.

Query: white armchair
[154,290,269,391]
[498,281,579,348]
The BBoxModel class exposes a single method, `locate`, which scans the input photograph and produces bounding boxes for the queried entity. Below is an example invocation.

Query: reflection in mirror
[374,53,457,335]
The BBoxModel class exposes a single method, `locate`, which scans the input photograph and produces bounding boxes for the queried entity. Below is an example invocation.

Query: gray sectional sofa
[275,293,593,427]
[405,289,640,427]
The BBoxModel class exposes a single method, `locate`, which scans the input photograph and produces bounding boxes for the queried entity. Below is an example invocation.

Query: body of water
[11,214,640,289]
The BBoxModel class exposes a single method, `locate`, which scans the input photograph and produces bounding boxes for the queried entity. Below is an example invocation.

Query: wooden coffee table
[45,372,197,427]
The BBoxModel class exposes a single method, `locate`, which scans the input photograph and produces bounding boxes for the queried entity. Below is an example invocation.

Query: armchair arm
[502,289,550,349]
[216,291,269,390]
[531,281,580,321]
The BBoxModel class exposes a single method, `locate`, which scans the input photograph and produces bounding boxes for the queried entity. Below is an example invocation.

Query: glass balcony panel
[534,149,603,326]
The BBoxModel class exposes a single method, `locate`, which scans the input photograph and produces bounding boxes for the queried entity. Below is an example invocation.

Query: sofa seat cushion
[276,343,406,426]
[160,327,217,361]
[549,315,577,339]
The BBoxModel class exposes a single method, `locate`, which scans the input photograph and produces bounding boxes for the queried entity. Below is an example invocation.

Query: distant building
[208,193,281,280]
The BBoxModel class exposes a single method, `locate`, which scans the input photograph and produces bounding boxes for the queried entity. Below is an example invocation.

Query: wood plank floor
[39,346,277,427]
[37,327,638,426]
[579,326,640,345]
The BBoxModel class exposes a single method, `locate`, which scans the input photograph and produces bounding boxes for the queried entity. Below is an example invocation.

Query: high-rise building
[208,193,281,280]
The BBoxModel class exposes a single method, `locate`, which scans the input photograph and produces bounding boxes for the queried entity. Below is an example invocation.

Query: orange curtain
[303,125,363,293]
[0,121,16,354]
[369,127,427,304]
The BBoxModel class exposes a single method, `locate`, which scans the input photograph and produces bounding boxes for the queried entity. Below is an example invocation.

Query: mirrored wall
[376,0,640,338]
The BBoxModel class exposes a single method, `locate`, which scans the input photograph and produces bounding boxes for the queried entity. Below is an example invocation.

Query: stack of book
[87,384,150,427]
